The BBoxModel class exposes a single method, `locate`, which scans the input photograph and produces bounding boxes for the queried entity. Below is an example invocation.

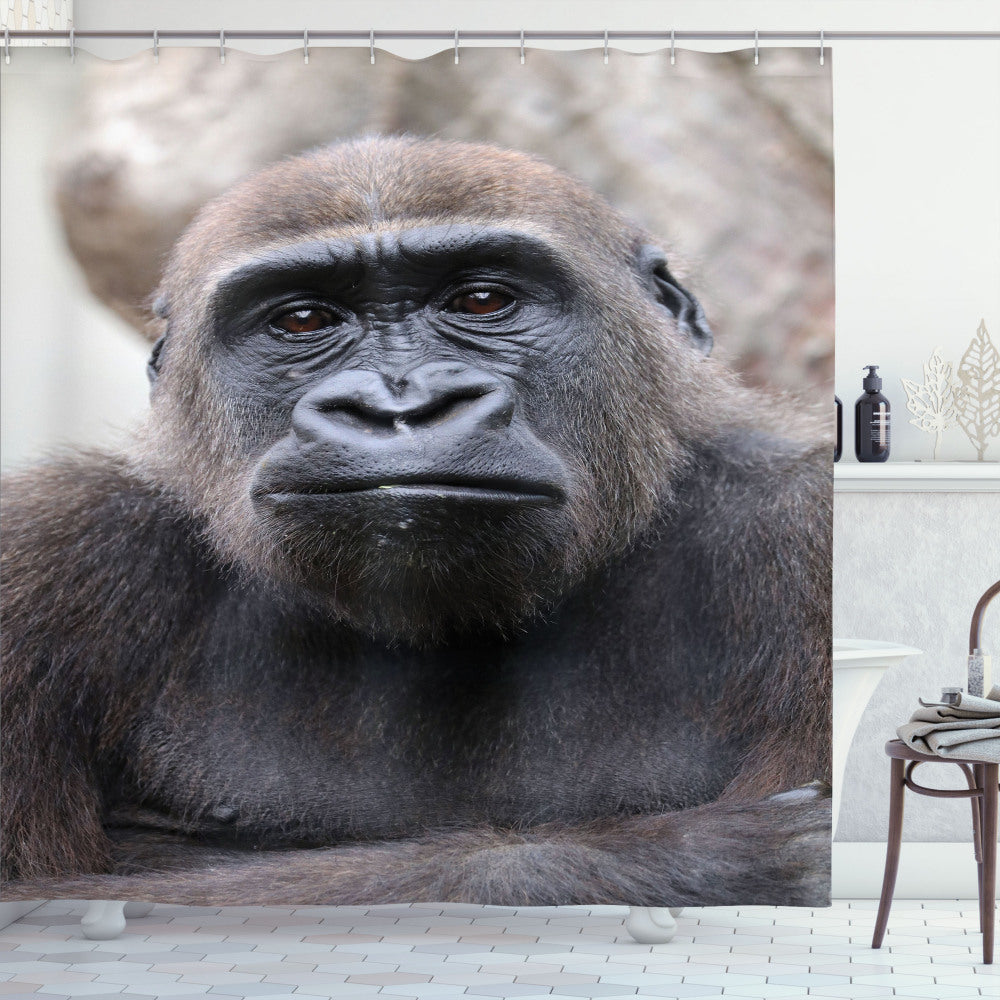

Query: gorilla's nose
[291,363,515,444]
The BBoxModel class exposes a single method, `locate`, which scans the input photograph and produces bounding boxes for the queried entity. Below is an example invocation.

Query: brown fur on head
[131,136,753,641]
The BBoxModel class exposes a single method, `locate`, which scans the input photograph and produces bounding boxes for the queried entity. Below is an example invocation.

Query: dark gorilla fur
[1,137,832,907]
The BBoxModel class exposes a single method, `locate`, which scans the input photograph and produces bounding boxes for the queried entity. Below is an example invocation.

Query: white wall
[835,43,1000,462]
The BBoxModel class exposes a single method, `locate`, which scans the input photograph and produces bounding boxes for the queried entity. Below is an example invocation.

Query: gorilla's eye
[446,289,514,316]
[271,307,339,339]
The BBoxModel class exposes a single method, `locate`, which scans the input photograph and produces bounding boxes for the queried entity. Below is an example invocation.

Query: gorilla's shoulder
[1,452,211,634]
[684,429,831,508]
[2,450,195,547]
[658,429,832,568]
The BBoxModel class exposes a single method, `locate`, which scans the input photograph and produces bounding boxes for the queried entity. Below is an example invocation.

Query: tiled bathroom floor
[0,899,994,999]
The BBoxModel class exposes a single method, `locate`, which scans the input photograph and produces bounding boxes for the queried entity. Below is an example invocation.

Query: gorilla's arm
[701,437,833,803]
[0,459,205,882]
[4,788,828,907]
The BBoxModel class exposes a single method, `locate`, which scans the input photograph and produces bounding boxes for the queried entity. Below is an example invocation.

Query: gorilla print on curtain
[0,42,834,907]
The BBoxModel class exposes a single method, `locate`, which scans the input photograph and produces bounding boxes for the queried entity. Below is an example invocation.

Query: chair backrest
[970,580,1000,654]
[968,581,1000,697]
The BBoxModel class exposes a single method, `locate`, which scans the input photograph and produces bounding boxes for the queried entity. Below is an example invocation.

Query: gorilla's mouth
[262,478,562,505]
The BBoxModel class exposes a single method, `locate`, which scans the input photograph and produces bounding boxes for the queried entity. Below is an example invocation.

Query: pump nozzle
[862,365,882,392]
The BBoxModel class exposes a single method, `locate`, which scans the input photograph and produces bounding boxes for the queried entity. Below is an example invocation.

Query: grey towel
[896,684,1000,763]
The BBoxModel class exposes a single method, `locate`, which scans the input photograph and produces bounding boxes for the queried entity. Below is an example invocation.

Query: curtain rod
[4,29,1000,43]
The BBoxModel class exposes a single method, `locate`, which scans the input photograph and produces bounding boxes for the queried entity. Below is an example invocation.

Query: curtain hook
[819,28,825,66]
[219,29,226,65]
[303,29,309,64]
[4,26,10,65]
[753,28,759,66]
[603,29,609,66]
[370,28,375,65]
[454,29,460,65]
[153,28,159,64]
[69,27,75,62]
[670,28,676,66]
[520,29,525,65]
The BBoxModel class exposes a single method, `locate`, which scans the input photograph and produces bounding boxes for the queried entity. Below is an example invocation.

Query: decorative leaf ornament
[956,319,1000,460]
[901,350,964,460]
[899,321,999,460]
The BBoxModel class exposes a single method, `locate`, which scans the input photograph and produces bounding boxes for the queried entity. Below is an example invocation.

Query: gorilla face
[198,224,600,639]
[145,139,716,643]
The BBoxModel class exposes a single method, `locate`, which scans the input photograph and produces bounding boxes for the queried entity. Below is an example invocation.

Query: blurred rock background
[52,45,833,394]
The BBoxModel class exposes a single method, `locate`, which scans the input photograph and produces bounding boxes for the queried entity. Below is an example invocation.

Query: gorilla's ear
[147,294,170,386]
[147,333,166,386]
[637,246,713,356]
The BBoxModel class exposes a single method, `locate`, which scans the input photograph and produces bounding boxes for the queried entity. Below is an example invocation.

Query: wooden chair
[871,740,997,963]
[872,580,1000,965]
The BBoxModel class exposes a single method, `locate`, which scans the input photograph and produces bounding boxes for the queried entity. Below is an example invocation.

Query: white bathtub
[832,638,922,833]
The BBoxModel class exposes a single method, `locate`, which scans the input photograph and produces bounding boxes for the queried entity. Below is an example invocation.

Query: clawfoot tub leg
[80,900,127,940]
[624,906,680,943]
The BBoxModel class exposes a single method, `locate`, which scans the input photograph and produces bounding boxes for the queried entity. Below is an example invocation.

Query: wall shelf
[834,462,1000,492]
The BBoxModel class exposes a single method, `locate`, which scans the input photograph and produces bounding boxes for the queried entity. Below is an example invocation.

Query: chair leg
[872,757,905,950]
[981,764,997,965]
[972,764,985,932]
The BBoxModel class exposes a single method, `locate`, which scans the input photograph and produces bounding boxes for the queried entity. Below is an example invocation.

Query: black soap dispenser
[834,396,842,462]
[855,365,890,463]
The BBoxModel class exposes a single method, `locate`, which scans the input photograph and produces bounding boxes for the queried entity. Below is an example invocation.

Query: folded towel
[896,684,1000,763]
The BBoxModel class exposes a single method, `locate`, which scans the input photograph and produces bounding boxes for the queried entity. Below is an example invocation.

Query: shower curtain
[0,42,834,908]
